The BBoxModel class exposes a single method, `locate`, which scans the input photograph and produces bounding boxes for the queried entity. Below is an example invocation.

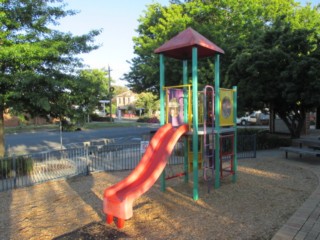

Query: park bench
[280,137,320,158]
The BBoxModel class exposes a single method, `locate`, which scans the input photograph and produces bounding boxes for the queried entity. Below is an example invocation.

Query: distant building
[116,90,137,108]
[115,90,144,118]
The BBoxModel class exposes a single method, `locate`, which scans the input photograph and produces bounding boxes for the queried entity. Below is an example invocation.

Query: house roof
[154,27,224,60]
[115,90,136,98]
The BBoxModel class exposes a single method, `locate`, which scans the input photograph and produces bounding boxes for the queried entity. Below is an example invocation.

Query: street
[5,123,269,155]
[5,124,160,155]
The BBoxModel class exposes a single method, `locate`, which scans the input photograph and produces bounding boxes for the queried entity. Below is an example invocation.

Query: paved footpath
[270,148,320,240]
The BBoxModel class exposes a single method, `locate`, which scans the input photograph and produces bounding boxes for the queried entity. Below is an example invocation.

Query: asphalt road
[5,124,160,155]
[5,123,269,155]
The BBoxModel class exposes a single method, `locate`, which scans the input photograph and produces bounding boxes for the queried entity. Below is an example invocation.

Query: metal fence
[0,148,89,192]
[238,134,257,158]
[0,134,256,192]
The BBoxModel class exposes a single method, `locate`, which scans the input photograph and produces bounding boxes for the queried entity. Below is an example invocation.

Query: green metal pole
[214,54,221,189]
[160,54,165,126]
[192,47,199,201]
[183,60,188,123]
[159,54,166,192]
[232,86,238,183]
[183,60,189,183]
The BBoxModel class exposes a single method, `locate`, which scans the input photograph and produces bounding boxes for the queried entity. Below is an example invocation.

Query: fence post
[13,156,17,189]
[85,147,90,175]
[253,134,257,158]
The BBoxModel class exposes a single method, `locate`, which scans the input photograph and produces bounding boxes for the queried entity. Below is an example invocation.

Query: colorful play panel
[103,27,238,228]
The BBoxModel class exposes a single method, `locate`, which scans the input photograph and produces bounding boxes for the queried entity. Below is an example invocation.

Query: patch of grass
[5,124,59,134]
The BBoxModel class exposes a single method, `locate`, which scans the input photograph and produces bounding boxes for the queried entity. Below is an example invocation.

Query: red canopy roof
[154,27,224,60]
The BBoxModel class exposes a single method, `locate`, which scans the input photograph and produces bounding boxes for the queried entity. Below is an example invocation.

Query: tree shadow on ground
[65,173,104,219]
[53,173,129,240]
[53,221,129,240]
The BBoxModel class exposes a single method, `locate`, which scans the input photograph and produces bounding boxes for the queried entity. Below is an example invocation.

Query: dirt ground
[0,152,318,240]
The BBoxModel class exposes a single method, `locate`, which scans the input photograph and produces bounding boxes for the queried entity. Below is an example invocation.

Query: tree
[73,69,110,120]
[124,2,191,94]
[227,19,320,138]
[135,92,160,117]
[0,0,100,156]
[113,85,129,96]
[123,0,302,94]
[124,0,320,135]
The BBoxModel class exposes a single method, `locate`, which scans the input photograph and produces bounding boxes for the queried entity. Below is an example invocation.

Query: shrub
[90,113,114,122]
[61,118,81,132]
[0,156,34,178]
[137,116,159,123]
[136,117,148,123]
[147,117,160,123]
[238,128,292,150]
[256,132,291,150]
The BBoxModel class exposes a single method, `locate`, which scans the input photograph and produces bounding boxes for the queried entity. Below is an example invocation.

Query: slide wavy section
[103,123,188,226]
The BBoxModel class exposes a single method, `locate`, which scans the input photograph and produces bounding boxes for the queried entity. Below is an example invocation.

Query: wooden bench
[280,137,320,158]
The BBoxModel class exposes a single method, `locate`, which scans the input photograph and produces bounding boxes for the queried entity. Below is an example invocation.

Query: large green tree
[0,0,100,156]
[227,19,320,137]
[123,0,301,93]
[124,0,320,134]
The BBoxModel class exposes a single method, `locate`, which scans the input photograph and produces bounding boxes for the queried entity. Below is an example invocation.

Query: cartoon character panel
[167,89,184,127]
[219,88,234,126]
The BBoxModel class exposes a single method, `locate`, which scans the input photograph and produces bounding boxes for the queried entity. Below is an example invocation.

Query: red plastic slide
[103,123,189,228]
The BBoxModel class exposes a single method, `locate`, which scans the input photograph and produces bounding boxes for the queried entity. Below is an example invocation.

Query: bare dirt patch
[0,154,318,240]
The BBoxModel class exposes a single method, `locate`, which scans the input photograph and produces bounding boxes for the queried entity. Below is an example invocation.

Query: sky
[55,0,169,86]
[55,0,319,87]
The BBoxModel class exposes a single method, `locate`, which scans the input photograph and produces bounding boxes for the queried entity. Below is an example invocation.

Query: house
[116,90,136,108]
[115,90,142,118]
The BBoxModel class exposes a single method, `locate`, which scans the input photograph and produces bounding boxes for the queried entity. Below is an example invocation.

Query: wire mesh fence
[0,134,256,192]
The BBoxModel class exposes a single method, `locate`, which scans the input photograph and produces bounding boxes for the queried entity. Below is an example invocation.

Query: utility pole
[108,65,113,122]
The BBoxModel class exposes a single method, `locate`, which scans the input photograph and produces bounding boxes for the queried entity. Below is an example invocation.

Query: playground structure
[103,27,237,228]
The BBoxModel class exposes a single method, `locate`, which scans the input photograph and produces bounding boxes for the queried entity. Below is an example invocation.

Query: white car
[237,111,269,126]
[237,115,253,126]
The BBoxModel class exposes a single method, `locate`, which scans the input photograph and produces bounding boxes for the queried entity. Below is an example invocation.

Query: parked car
[259,112,270,125]
[237,111,269,126]
[237,113,255,126]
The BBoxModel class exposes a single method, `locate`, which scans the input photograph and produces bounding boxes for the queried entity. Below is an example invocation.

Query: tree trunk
[269,104,275,133]
[278,110,305,139]
[0,109,5,157]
